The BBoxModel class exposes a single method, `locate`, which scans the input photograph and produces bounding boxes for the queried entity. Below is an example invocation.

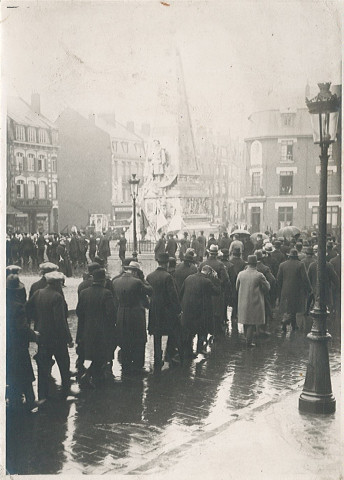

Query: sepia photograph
[1,0,342,478]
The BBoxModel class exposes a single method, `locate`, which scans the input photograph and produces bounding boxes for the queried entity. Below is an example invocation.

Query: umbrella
[277,226,301,238]
[250,232,268,242]
[230,229,250,237]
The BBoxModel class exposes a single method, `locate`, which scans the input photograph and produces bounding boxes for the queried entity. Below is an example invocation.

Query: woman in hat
[6,274,39,412]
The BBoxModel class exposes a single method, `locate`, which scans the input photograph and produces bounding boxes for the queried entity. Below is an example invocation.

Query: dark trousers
[183,333,206,355]
[37,248,45,265]
[243,324,255,344]
[119,252,126,265]
[7,380,35,410]
[154,330,183,365]
[122,340,145,371]
[37,344,70,400]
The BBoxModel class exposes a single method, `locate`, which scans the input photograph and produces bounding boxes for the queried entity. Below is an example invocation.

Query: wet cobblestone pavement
[7,260,342,476]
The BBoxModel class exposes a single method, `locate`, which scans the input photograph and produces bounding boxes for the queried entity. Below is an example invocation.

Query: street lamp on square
[299,82,340,414]
[128,173,140,254]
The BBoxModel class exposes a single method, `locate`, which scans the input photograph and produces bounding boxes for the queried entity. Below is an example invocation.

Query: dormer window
[15,125,25,141]
[282,113,294,126]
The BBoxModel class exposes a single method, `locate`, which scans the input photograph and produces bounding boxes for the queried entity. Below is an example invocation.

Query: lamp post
[299,83,340,414]
[128,173,140,254]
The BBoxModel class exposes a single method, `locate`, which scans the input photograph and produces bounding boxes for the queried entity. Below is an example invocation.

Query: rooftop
[7,96,56,130]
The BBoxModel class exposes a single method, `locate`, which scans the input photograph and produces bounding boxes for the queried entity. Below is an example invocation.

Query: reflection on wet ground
[6,312,341,475]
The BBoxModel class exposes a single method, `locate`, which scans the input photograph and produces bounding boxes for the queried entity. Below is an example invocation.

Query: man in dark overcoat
[113,261,152,374]
[330,248,341,317]
[22,233,34,271]
[174,252,197,295]
[178,232,190,261]
[270,240,286,270]
[147,253,182,368]
[165,234,178,258]
[37,232,46,265]
[6,274,40,412]
[180,265,220,356]
[88,234,97,262]
[301,246,316,273]
[118,232,127,264]
[76,268,116,386]
[199,244,229,337]
[154,233,166,261]
[307,260,339,314]
[26,272,73,401]
[277,249,312,332]
[98,232,111,267]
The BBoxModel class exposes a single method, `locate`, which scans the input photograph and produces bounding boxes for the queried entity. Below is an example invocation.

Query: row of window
[15,125,58,144]
[15,180,57,200]
[15,152,57,173]
[251,170,336,196]
[250,140,334,166]
[112,141,145,155]
[251,205,339,230]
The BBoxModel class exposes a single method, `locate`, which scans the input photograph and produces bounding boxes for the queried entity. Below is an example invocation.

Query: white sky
[2,0,342,138]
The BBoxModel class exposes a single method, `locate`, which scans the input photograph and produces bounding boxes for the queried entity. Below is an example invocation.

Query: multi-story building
[7,94,59,233]
[55,108,112,231]
[243,90,341,236]
[196,128,243,226]
[96,115,147,229]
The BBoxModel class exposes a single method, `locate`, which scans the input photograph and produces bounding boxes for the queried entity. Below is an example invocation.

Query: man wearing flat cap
[113,261,153,374]
[29,262,63,299]
[26,271,73,401]
[76,268,117,386]
[236,255,270,347]
[147,252,183,368]
[199,244,229,337]
[6,265,27,304]
[277,249,312,332]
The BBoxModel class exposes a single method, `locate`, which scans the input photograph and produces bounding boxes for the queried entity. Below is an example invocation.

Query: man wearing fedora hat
[147,252,183,368]
[277,249,312,332]
[26,271,73,401]
[199,244,229,337]
[236,255,270,347]
[113,261,152,374]
[76,268,117,387]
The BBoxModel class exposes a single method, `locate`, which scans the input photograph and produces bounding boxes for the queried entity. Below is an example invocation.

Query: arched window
[38,155,45,172]
[27,153,35,171]
[16,152,24,171]
[16,180,25,198]
[38,181,47,199]
[28,180,36,199]
[52,182,57,199]
[250,140,262,166]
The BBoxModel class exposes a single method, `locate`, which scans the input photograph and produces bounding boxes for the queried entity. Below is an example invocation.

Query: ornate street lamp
[128,173,140,254]
[299,83,340,414]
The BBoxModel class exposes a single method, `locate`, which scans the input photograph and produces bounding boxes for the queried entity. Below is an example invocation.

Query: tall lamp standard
[299,83,340,414]
[128,173,140,254]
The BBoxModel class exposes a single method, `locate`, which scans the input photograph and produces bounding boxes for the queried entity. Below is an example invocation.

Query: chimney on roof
[31,93,41,115]
[141,123,151,137]
[126,121,135,133]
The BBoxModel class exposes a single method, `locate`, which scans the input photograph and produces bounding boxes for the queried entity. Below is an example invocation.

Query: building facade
[55,109,112,232]
[96,115,147,229]
[196,128,243,227]
[7,94,59,233]
[243,101,341,236]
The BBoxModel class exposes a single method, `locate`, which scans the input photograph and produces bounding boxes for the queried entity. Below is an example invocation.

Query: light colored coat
[236,266,270,325]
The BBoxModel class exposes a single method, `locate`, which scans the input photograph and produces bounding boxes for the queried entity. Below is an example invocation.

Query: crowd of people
[6,230,111,276]
[6,228,341,414]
